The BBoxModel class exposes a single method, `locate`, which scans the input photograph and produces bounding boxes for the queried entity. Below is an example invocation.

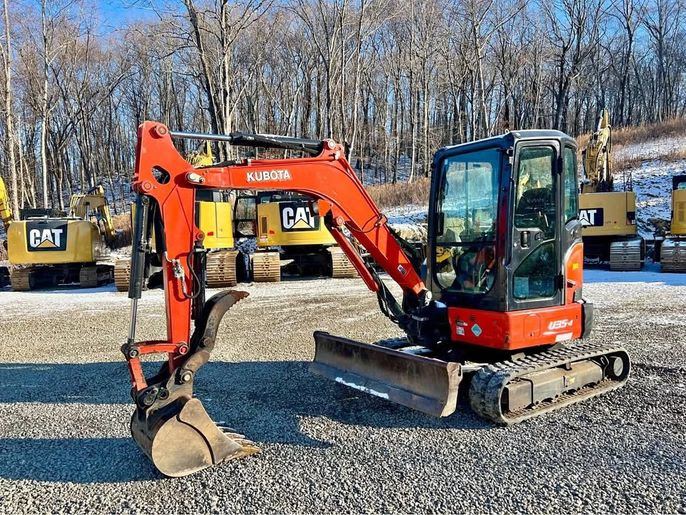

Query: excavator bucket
[131,397,259,477]
[310,331,462,417]
[128,291,259,477]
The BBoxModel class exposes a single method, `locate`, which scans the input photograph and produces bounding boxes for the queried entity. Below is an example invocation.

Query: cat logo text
[25,221,69,252]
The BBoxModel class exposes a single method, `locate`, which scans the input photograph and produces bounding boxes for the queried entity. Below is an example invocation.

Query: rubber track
[469,341,630,425]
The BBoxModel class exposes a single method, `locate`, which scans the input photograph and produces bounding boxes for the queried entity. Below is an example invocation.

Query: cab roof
[433,130,577,167]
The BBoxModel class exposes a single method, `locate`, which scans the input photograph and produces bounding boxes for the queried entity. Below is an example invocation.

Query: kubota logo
[25,221,68,252]
[280,202,319,231]
[548,319,574,331]
[246,169,291,182]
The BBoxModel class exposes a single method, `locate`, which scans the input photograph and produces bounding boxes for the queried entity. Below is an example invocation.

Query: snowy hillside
[614,135,686,238]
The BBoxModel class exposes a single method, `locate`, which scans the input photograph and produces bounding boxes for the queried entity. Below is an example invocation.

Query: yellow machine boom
[579,109,643,271]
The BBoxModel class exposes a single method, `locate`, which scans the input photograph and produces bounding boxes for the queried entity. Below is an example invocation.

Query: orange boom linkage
[123,121,630,478]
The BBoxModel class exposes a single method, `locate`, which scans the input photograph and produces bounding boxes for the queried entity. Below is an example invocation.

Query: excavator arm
[582,108,612,192]
[69,185,116,246]
[124,122,434,476]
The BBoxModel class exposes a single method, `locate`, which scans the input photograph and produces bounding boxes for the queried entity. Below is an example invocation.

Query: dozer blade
[311,331,462,417]
[131,397,259,477]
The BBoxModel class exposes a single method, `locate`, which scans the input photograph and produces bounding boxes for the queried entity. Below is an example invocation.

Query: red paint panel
[449,304,583,350]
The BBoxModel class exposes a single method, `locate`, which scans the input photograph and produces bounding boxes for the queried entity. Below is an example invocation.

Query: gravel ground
[0,270,684,514]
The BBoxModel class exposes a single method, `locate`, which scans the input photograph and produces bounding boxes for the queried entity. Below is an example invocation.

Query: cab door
[509,142,563,310]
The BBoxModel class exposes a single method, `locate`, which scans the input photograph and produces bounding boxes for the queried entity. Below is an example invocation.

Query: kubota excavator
[123,122,630,477]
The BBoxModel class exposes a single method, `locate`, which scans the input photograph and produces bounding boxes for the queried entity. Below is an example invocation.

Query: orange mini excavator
[124,122,630,477]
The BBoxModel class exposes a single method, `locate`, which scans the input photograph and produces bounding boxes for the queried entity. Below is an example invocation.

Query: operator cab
[428,130,581,312]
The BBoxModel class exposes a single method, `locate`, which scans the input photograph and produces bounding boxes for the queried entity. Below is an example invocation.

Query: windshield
[434,148,500,293]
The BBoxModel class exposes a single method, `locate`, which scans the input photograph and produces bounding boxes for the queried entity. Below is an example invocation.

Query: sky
[95,0,158,30]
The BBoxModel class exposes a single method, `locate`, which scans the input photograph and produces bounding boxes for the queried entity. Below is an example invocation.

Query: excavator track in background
[205,249,239,287]
[9,268,34,291]
[609,238,642,271]
[329,247,358,278]
[251,251,281,282]
[114,258,131,292]
[469,341,630,425]
[661,238,686,272]
[79,265,113,288]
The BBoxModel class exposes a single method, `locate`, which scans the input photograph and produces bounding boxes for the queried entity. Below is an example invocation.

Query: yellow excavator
[579,109,643,270]
[660,175,686,271]
[114,143,243,291]
[4,184,116,290]
[240,191,357,281]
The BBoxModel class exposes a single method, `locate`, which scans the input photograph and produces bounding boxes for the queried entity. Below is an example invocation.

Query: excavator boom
[69,186,116,246]
[124,122,439,476]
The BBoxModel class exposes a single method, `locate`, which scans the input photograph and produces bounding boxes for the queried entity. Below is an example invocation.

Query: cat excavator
[123,122,630,477]
[242,190,357,281]
[4,184,116,290]
[578,109,643,270]
[660,174,686,271]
